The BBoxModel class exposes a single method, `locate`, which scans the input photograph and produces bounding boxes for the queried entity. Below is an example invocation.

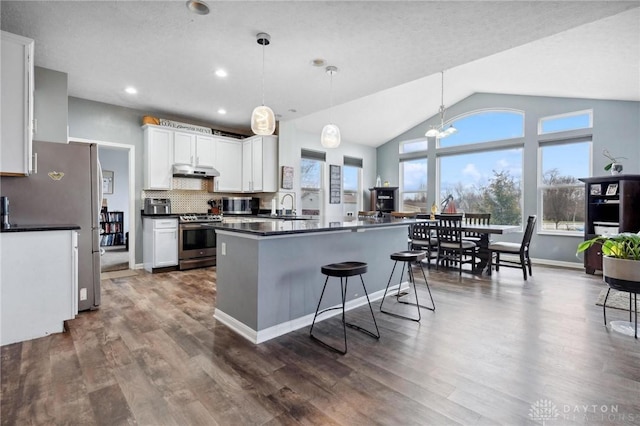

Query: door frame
[69,137,136,270]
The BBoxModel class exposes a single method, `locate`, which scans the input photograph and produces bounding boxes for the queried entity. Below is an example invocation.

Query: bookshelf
[578,175,640,274]
[369,186,398,216]
[100,210,125,246]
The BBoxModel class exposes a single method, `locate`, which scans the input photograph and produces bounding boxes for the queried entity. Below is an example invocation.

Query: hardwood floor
[2,264,640,425]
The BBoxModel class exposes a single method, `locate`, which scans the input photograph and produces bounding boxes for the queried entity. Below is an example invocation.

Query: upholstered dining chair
[487,215,537,280]
[435,214,478,276]
[410,221,438,268]
[463,213,491,243]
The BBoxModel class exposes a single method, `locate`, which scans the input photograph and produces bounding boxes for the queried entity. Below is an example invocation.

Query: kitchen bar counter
[0,224,80,233]
[212,216,414,344]
[207,215,415,236]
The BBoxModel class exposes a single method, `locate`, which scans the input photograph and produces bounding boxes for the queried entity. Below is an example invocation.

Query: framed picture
[329,165,341,204]
[606,183,618,196]
[102,170,114,194]
[590,185,601,195]
[281,166,294,189]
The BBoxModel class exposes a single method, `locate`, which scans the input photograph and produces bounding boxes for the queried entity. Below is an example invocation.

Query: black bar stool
[380,250,435,322]
[310,261,380,354]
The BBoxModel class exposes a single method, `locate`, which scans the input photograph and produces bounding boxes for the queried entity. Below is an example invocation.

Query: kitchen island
[209,216,414,343]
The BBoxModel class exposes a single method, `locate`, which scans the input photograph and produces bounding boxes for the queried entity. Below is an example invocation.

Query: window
[300,149,325,217]
[539,110,592,135]
[401,158,428,213]
[438,110,524,148]
[439,149,523,225]
[343,156,362,217]
[400,139,429,154]
[539,141,590,234]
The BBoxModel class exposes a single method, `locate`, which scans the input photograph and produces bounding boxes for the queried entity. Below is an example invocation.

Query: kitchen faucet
[280,193,296,216]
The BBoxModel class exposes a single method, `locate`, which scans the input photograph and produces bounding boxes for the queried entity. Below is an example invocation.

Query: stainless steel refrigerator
[1,141,101,311]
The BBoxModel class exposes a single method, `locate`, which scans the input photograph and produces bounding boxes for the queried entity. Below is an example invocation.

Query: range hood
[172,164,220,178]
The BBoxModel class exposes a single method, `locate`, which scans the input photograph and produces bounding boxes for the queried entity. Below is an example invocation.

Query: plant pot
[602,256,640,292]
[610,162,623,175]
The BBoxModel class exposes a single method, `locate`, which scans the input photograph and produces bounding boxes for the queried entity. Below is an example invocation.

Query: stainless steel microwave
[221,196,255,215]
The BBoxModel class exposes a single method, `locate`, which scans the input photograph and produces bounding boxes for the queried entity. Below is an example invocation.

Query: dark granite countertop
[206,216,415,236]
[0,224,81,233]
[140,211,180,218]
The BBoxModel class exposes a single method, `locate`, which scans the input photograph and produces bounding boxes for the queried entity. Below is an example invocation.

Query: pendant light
[251,33,276,135]
[425,71,457,139]
[321,66,340,148]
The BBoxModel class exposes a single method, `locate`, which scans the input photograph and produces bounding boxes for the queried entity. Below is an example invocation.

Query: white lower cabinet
[143,218,178,271]
[0,230,78,346]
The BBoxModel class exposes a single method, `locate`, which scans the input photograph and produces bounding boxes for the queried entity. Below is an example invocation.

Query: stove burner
[179,213,223,223]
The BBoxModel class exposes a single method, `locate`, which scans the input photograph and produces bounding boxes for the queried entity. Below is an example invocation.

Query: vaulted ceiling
[2,1,639,146]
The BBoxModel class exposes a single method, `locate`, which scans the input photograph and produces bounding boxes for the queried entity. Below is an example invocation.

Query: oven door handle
[179,223,215,230]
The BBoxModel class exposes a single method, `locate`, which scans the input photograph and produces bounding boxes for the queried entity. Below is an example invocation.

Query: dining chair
[487,215,537,280]
[435,214,478,276]
[463,213,491,243]
[409,221,438,268]
[390,211,417,219]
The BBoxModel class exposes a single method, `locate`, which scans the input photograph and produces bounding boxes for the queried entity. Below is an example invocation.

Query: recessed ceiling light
[125,87,137,95]
[310,58,326,67]
[217,108,227,115]
[215,69,228,78]
[186,0,209,15]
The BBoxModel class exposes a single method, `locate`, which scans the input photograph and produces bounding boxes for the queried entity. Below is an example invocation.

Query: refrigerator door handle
[32,152,38,174]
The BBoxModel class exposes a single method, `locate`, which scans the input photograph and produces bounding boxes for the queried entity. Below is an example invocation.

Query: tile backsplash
[142,177,278,213]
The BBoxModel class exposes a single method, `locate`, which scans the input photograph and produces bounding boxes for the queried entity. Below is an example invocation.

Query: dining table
[415,218,521,274]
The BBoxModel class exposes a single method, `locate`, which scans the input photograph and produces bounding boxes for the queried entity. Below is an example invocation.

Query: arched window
[438,110,525,148]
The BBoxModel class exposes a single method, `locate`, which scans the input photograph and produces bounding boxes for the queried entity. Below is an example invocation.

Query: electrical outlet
[80,288,87,301]
[221,242,226,255]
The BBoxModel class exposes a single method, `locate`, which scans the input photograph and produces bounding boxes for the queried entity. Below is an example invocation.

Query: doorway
[69,137,136,273]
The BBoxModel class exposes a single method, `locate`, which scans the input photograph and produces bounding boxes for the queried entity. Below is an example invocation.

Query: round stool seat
[390,250,426,262]
[321,261,368,277]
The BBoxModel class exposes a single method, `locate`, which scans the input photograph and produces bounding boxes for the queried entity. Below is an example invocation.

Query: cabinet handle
[191,155,194,165]
[33,118,38,135]
[32,152,38,174]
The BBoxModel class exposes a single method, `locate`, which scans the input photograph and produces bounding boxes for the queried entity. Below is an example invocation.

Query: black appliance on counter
[1,196,9,229]
[178,213,222,270]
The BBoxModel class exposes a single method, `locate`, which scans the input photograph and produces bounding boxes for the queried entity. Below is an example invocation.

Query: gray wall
[68,97,146,262]
[377,93,640,265]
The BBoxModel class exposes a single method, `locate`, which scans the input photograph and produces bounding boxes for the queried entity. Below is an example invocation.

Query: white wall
[278,121,377,218]
[98,146,129,234]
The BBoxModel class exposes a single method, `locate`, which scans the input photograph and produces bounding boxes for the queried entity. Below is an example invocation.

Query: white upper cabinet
[173,131,195,165]
[143,125,173,190]
[33,66,68,144]
[195,135,215,168]
[174,131,215,168]
[242,135,277,193]
[1,31,34,176]
[213,138,242,192]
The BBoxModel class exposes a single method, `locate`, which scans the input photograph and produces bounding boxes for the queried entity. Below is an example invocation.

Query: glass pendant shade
[425,127,439,137]
[321,124,341,148]
[251,105,275,135]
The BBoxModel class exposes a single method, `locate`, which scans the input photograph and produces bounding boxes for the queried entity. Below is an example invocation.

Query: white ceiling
[2,1,639,147]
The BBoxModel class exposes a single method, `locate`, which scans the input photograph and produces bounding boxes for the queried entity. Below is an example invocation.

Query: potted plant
[577,232,640,281]
[577,232,640,337]
[602,149,627,175]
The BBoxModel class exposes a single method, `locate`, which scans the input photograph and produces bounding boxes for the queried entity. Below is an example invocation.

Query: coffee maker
[1,196,10,229]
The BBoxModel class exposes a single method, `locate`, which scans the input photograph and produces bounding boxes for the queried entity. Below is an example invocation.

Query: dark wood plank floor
[2,264,640,425]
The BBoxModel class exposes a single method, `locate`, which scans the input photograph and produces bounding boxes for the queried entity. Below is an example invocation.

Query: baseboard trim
[214,282,408,344]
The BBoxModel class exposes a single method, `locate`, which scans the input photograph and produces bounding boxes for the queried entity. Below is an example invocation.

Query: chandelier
[425,71,457,139]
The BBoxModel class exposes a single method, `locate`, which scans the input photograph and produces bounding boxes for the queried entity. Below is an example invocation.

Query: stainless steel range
[178,213,223,270]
